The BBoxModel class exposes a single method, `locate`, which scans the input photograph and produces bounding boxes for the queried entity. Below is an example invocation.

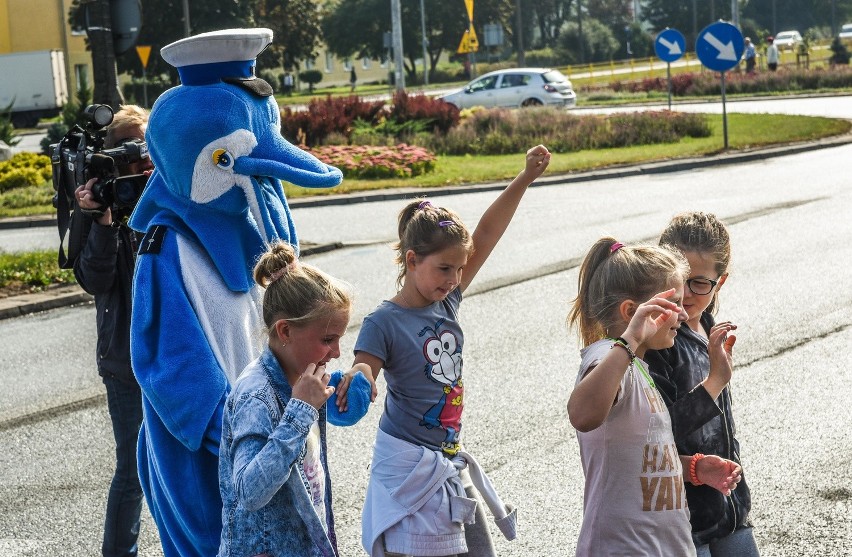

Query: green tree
[558,16,620,63]
[69,0,256,84]
[321,0,513,82]
[254,0,323,72]
[530,0,576,47]
[0,102,22,147]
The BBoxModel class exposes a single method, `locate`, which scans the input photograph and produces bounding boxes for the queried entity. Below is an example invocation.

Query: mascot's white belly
[177,234,264,384]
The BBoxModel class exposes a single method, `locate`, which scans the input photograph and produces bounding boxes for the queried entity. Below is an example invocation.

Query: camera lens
[82,104,114,128]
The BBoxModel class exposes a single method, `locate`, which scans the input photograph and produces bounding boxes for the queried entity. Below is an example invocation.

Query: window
[343,59,353,71]
[469,75,498,92]
[325,51,334,72]
[500,74,528,88]
[74,64,89,91]
[305,58,316,70]
[361,56,371,70]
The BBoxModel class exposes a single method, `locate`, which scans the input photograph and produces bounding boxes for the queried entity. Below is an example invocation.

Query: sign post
[654,28,685,110]
[695,21,744,149]
[135,45,151,108]
[457,0,478,78]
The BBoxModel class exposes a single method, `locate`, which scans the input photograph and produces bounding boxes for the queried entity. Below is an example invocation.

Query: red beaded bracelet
[689,453,705,485]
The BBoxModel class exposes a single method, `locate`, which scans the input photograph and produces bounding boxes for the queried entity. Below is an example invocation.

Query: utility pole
[390,0,405,91]
[86,0,123,109]
[420,0,429,86]
[182,0,191,37]
[577,0,585,64]
[731,0,739,29]
[515,0,524,66]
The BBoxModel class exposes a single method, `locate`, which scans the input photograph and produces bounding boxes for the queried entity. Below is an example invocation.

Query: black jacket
[644,312,752,545]
[74,218,140,385]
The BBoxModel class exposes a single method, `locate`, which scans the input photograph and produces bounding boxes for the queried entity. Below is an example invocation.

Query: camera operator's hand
[76,179,112,226]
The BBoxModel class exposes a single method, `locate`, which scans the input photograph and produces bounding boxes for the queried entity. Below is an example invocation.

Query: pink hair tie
[610,242,625,253]
[268,262,297,285]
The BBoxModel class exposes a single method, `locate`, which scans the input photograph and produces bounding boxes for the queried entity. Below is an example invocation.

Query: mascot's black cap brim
[223,76,273,97]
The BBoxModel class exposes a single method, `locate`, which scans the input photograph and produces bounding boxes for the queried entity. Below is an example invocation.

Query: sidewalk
[2,131,851,320]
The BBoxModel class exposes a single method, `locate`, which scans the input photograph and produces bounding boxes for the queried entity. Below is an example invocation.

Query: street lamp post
[390,0,405,91]
[515,0,524,66]
[420,0,429,86]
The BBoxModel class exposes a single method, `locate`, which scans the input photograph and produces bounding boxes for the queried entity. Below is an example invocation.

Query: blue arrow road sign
[696,21,744,72]
[655,28,686,63]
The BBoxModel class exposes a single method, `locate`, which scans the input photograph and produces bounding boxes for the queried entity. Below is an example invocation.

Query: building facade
[0,0,91,97]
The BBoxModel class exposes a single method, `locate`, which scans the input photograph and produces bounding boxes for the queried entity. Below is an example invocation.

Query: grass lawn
[1,111,848,295]
[282,112,850,198]
[3,113,848,218]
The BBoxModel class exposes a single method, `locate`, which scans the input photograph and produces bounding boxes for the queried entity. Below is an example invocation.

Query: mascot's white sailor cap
[160,28,274,95]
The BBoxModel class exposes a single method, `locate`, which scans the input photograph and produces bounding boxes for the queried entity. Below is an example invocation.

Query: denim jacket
[218,347,338,557]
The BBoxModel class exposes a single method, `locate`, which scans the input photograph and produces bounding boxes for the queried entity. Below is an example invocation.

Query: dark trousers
[102,375,144,557]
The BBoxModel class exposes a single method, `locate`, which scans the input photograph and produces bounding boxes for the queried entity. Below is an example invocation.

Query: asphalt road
[3,94,852,555]
[2,135,852,555]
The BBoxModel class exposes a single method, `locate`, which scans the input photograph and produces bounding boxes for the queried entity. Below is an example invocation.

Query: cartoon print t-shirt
[573,339,695,557]
[355,288,464,455]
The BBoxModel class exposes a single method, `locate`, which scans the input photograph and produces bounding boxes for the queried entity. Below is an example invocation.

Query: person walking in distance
[74,104,154,557]
[766,36,779,71]
[350,67,357,92]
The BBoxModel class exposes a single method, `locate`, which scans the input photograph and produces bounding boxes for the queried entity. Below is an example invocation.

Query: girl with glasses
[645,212,760,557]
[567,238,742,557]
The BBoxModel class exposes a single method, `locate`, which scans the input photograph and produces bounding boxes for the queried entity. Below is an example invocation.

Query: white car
[439,68,577,110]
[838,23,852,42]
[773,30,803,50]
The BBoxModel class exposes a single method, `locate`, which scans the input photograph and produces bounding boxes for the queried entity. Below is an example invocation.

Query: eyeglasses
[686,277,719,296]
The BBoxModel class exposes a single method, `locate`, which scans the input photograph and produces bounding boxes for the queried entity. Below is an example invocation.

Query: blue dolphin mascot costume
[129,28,342,557]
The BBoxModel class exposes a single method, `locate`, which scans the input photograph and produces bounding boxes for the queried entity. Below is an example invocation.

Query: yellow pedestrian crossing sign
[457,28,479,54]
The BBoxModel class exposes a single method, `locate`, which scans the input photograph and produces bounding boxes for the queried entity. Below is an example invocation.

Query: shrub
[418,107,710,155]
[0,249,75,292]
[306,144,437,179]
[0,152,52,192]
[299,69,323,92]
[280,95,386,146]
[388,91,459,134]
[0,101,21,147]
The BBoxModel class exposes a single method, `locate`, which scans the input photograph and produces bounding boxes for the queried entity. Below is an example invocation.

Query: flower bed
[306,144,436,179]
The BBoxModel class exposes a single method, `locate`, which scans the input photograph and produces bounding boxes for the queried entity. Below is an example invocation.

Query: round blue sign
[655,28,686,63]
[696,21,745,72]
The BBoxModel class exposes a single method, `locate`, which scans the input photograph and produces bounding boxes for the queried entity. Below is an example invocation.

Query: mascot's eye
[212,148,234,169]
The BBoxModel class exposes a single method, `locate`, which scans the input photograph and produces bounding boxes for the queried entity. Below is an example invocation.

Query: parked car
[773,30,803,50]
[439,68,577,110]
[838,23,852,43]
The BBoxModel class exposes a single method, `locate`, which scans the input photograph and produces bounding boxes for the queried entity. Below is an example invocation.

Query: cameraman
[74,104,153,557]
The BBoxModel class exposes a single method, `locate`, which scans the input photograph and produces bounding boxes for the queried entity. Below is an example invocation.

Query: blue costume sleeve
[131,230,229,454]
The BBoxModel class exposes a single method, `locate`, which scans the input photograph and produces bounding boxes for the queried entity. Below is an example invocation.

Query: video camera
[51,104,150,269]
[51,103,150,212]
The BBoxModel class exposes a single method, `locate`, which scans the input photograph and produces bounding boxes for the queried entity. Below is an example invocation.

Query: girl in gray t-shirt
[336,145,551,557]
[566,238,743,557]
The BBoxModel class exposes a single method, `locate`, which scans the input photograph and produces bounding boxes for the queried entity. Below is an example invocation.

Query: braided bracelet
[611,337,636,361]
[689,453,705,485]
